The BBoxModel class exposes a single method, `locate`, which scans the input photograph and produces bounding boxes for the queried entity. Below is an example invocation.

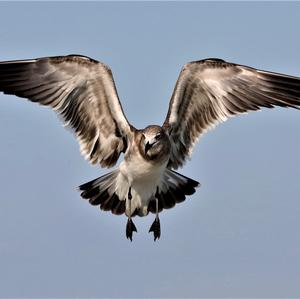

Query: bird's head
[140,125,171,161]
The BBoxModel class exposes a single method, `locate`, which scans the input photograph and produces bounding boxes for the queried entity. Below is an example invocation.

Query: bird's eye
[156,133,161,139]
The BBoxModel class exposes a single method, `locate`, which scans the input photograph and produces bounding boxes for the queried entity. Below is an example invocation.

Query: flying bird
[0,55,300,241]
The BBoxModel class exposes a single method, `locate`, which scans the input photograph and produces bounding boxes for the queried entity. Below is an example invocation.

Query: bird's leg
[126,187,137,241]
[149,187,161,241]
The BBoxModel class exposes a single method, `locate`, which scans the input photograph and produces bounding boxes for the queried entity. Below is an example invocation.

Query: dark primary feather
[163,58,300,169]
[0,54,134,167]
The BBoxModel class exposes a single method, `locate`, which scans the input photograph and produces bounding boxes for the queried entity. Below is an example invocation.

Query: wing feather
[0,54,134,167]
[163,59,300,169]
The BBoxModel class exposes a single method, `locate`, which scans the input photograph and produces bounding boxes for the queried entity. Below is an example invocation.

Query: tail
[148,169,200,214]
[79,170,126,215]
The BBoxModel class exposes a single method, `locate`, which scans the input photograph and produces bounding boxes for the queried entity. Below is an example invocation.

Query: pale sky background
[1,2,300,298]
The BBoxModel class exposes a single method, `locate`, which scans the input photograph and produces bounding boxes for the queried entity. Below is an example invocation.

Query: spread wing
[0,54,135,168]
[163,58,300,169]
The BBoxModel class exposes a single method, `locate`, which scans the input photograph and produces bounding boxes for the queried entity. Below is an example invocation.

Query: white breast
[115,148,168,216]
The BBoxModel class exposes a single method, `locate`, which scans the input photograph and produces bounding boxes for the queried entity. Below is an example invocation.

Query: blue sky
[0,2,300,298]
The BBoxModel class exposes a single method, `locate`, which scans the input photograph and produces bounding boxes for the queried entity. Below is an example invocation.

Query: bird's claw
[126,218,137,241]
[149,216,161,241]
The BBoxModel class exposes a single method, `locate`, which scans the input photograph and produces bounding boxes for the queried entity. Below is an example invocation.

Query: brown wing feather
[0,54,134,167]
[163,58,300,169]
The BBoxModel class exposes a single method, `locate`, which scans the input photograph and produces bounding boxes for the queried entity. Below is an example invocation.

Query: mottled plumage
[163,58,300,169]
[1,54,300,241]
[0,55,132,167]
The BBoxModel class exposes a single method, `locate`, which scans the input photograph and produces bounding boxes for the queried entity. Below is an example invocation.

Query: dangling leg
[149,187,161,241]
[126,187,137,241]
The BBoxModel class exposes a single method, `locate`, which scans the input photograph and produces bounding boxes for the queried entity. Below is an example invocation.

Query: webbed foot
[126,218,137,241]
[149,216,161,241]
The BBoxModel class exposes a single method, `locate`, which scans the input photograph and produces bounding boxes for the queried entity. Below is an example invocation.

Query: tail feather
[79,169,199,217]
[148,170,200,214]
[79,170,126,215]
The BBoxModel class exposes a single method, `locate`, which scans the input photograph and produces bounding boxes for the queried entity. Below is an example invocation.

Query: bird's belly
[118,154,167,216]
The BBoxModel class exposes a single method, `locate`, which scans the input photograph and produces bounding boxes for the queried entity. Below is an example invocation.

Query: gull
[0,55,299,241]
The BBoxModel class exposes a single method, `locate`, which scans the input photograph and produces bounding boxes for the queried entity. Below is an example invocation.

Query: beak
[145,141,152,154]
